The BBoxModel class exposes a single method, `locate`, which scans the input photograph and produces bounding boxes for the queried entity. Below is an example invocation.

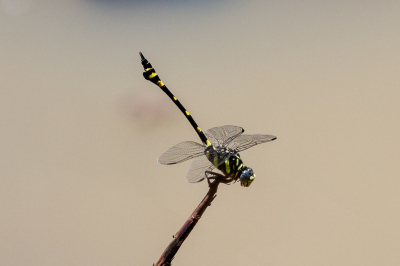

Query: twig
[154,179,221,266]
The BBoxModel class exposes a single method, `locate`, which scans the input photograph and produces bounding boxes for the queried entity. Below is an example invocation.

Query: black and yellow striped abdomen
[140,52,211,147]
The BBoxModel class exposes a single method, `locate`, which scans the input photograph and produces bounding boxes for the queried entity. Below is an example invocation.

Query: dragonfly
[140,52,276,187]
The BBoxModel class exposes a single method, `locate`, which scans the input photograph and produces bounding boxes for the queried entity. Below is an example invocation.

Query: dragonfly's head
[240,167,255,187]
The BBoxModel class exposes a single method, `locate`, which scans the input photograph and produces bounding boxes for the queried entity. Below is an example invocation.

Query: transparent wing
[204,125,244,148]
[228,134,277,152]
[158,141,205,165]
[186,155,215,183]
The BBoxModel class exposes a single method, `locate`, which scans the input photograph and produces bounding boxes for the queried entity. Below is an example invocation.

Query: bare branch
[154,179,221,266]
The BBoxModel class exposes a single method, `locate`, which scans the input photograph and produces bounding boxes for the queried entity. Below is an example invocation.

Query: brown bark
[154,179,221,266]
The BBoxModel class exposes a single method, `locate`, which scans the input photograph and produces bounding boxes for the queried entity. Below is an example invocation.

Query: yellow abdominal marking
[225,160,230,174]
[197,127,202,132]
[173,96,177,101]
[185,111,190,116]
[206,140,212,147]
[157,80,164,87]
[145,68,152,71]
[148,72,157,79]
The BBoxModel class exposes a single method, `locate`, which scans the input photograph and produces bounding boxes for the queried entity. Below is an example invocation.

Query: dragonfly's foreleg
[205,171,232,186]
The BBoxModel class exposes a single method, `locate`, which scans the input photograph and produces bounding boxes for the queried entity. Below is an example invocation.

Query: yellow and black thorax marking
[204,146,243,180]
[217,154,243,180]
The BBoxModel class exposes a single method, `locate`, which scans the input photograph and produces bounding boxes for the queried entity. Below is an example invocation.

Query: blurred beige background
[1,0,399,265]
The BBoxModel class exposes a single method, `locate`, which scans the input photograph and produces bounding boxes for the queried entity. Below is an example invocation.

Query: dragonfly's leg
[205,171,232,185]
[205,171,214,186]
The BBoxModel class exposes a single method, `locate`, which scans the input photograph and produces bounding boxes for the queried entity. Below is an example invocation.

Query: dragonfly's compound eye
[240,167,255,187]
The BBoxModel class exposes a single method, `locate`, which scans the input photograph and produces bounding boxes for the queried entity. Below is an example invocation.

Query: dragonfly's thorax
[205,146,245,181]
